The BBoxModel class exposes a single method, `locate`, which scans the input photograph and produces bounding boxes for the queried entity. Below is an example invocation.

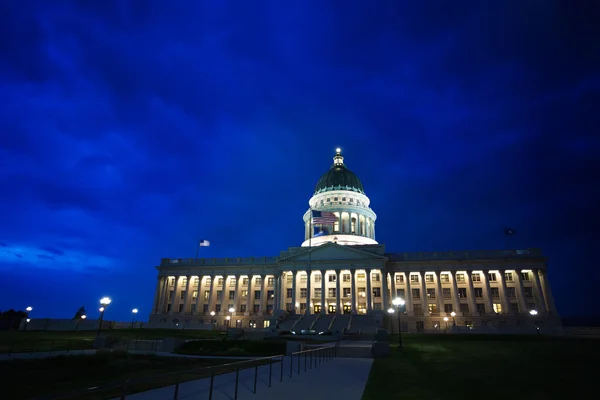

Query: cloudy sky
[1,1,598,320]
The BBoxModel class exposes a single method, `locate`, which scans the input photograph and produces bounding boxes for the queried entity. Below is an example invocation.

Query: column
[159,276,170,314]
[465,271,477,314]
[182,275,192,314]
[366,269,372,312]
[260,274,268,314]
[233,274,241,313]
[514,270,528,313]
[420,272,427,315]
[245,275,253,315]
[391,272,397,300]
[382,270,389,309]
[152,276,163,314]
[405,273,413,315]
[169,276,180,315]
[435,272,444,316]
[291,271,297,314]
[194,276,203,315]
[274,272,280,312]
[450,272,460,315]
[305,270,312,315]
[531,269,547,313]
[335,270,341,313]
[538,270,556,314]
[498,270,511,314]
[206,275,216,315]
[482,271,494,314]
[321,270,327,314]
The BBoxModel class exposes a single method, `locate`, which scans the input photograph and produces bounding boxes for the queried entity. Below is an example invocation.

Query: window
[300,288,307,298]
[524,287,533,297]
[320,200,324,205]
[342,197,346,201]
[328,288,337,298]
[350,198,353,202]
[460,303,469,313]
[351,218,356,233]
[216,290,222,300]
[180,291,185,300]
[267,304,273,314]
[343,288,351,298]
[371,273,379,282]
[253,304,260,313]
[181,277,188,286]
[488,273,497,282]
[254,290,261,300]
[240,304,246,313]
[357,273,365,282]
[491,288,500,298]
[204,290,210,300]
[373,303,382,310]
[203,304,209,313]
[465,321,473,328]
[263,320,270,328]
[328,274,337,282]
[192,290,198,299]
[504,272,513,282]
[215,304,221,312]
[315,274,322,283]
[510,303,519,312]
[474,288,483,298]
[410,274,419,283]
[178,304,184,312]
[425,274,434,283]
[442,288,452,299]
[343,274,351,283]
[444,304,453,313]
[205,277,212,286]
[441,274,450,283]
[373,288,381,298]
[229,290,235,300]
[326,198,330,202]
[300,274,307,283]
[314,288,321,298]
[456,274,465,283]
[428,303,438,313]
[268,277,274,286]
[413,304,422,314]
[334,220,339,232]
[255,277,262,286]
[242,278,249,286]
[267,290,274,299]
[493,303,502,313]
[471,273,481,282]
[521,272,530,281]
[230,278,236,286]
[411,288,420,299]
[458,288,467,298]
[194,277,199,286]
[395,274,404,284]
[334,197,338,201]
[168,290,174,300]
[476,303,485,313]
[507,287,516,298]
[358,288,366,297]
[241,290,248,299]
[427,288,436,299]
[217,278,224,286]
[286,275,293,284]
[396,288,405,299]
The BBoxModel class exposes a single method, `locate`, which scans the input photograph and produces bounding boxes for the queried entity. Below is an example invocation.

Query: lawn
[0,328,224,353]
[176,339,287,356]
[1,351,278,399]
[362,334,600,400]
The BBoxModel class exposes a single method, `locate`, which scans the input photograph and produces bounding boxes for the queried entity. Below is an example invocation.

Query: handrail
[289,341,340,377]
[38,353,285,400]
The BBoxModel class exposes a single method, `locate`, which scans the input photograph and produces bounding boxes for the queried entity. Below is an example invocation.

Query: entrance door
[343,304,352,314]
[416,321,424,333]
[328,304,336,314]
[314,305,321,314]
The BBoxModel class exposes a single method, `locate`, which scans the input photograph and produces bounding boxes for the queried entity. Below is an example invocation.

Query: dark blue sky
[1,1,599,321]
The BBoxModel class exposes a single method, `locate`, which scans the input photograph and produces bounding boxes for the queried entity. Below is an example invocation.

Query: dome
[314,149,365,195]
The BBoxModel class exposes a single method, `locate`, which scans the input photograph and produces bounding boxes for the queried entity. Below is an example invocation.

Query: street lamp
[24,306,33,331]
[26,306,33,313]
[131,308,139,328]
[77,314,86,331]
[210,311,216,325]
[96,297,112,337]
[444,316,449,328]
[392,298,406,348]
[529,309,540,334]
[387,308,395,334]
[451,311,456,326]
[225,315,231,327]
[228,307,235,328]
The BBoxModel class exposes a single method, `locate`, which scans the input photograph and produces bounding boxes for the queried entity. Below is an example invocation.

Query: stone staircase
[293,314,318,332]
[348,315,377,334]
[312,314,334,333]
[278,314,302,331]
[330,314,351,333]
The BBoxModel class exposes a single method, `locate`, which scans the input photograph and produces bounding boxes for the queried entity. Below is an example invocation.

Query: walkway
[121,356,373,400]
[0,349,96,361]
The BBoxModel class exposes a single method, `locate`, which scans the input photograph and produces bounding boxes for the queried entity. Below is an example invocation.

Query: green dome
[314,150,365,195]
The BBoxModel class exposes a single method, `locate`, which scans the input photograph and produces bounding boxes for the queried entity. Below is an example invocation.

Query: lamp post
[529,309,540,334]
[451,311,456,326]
[444,316,449,329]
[77,315,86,331]
[392,298,405,348]
[210,311,216,325]
[387,308,395,334]
[131,308,139,328]
[225,315,231,327]
[24,306,33,331]
[228,307,235,328]
[96,297,112,337]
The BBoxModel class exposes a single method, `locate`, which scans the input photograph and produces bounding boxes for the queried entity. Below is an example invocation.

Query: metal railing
[289,343,339,377]
[1,339,95,356]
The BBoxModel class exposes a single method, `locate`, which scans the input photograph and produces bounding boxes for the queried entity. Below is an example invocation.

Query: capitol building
[149,149,560,333]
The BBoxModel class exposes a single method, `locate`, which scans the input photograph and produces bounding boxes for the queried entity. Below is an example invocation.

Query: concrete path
[0,349,96,361]
[121,356,373,400]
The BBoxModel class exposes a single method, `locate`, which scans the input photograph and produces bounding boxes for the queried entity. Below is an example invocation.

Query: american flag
[311,210,337,224]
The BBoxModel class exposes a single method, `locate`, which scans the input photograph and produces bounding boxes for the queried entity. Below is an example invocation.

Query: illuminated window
[441,274,450,283]
[255,277,262,286]
[334,220,339,232]
[428,303,437,313]
[372,273,380,282]
[217,278,224,286]
[241,290,248,299]
[314,288,321,297]
[242,278,249,286]
[264,320,270,328]
[192,290,198,299]
[504,272,513,282]
[471,273,481,282]
[358,304,367,314]
[425,274,434,283]
[300,274,307,283]
[395,274,404,284]
[427,288,436,299]
[410,274,419,283]
[351,218,356,233]
[286,274,293,284]
[315,273,322,283]
[268,277,274,286]
[343,274,351,283]
[328,274,336,282]
[194,277,199,286]
[358,288,366,297]
[229,278,236,286]
[182,277,188,286]
[357,273,365,282]
[493,303,502,313]
[268,290,274,299]
[456,274,465,283]
[204,290,210,300]
[205,277,212,286]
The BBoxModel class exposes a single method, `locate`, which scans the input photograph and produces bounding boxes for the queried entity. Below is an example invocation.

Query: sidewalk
[122,355,373,400]
[0,349,96,361]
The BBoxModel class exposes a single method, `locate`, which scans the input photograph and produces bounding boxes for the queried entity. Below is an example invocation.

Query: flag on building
[504,228,515,236]
[314,226,329,237]
[199,240,211,247]
[311,210,337,224]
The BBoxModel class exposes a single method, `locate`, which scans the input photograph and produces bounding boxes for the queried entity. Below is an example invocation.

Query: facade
[150,149,560,332]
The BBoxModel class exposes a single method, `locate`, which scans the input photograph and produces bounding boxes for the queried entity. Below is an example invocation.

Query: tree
[73,306,86,320]
[0,309,27,331]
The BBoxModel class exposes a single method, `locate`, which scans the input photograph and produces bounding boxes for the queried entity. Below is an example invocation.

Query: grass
[362,334,600,400]
[0,329,225,353]
[1,350,279,399]
[175,339,287,356]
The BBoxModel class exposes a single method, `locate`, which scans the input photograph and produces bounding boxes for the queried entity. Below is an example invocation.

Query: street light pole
[387,308,395,334]
[96,297,112,337]
[392,298,405,349]
[131,308,139,328]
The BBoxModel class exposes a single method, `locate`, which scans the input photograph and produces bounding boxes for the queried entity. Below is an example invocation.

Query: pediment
[278,242,387,263]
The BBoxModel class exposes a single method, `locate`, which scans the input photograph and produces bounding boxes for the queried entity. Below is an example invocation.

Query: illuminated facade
[149,149,560,333]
